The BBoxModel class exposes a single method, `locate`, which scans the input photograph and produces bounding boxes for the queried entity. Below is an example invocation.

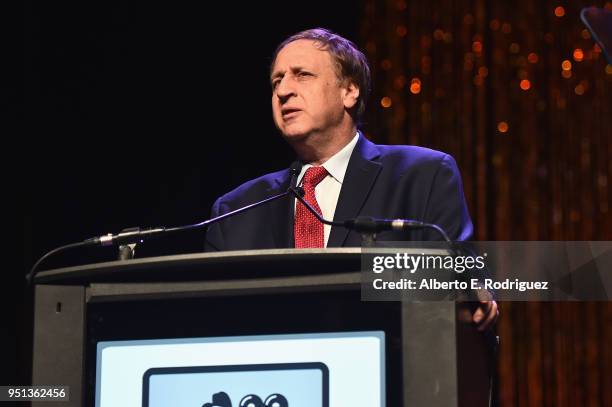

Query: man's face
[270,39,356,141]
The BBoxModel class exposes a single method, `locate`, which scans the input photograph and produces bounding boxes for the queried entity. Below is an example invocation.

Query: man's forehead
[271,39,332,76]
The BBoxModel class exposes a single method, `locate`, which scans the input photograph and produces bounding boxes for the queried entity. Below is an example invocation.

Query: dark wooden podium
[32,248,494,407]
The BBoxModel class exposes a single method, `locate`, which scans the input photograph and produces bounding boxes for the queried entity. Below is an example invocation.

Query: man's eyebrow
[270,65,309,81]
[290,65,308,73]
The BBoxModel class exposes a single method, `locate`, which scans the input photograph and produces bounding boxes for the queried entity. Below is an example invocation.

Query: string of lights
[360,1,611,405]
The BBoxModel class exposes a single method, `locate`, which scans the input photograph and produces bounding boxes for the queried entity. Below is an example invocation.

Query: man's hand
[472,300,499,331]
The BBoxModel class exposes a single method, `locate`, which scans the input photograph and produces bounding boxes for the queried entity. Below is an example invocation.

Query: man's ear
[342,81,360,109]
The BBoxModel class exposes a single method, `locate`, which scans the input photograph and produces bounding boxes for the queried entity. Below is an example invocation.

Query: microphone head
[289,160,303,189]
[289,160,303,176]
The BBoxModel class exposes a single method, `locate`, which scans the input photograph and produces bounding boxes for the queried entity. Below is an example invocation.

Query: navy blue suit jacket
[205,134,473,251]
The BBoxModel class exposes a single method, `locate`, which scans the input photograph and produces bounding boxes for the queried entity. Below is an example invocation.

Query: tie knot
[302,166,328,187]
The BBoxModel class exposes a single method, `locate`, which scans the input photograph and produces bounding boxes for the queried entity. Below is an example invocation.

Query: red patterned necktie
[294,166,329,248]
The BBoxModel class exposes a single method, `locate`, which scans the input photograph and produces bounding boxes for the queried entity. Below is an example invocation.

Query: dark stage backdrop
[16,0,612,405]
[361,0,611,406]
[16,0,360,387]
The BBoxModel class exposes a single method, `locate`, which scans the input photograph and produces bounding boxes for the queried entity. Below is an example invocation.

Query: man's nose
[275,77,296,103]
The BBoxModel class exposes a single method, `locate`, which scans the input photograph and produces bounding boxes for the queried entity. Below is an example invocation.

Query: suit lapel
[327,134,382,247]
[268,168,295,248]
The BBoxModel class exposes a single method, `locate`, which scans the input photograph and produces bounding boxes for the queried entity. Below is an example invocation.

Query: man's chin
[279,128,310,142]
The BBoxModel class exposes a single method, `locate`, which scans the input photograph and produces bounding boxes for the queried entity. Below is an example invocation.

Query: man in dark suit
[205,28,497,329]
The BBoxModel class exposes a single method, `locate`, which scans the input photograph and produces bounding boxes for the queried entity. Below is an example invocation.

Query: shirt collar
[297,132,360,185]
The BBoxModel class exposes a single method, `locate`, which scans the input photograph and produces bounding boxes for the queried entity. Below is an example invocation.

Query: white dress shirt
[295,133,360,247]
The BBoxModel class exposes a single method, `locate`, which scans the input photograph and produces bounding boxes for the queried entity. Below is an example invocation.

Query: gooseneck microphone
[83,161,305,247]
[287,186,452,243]
[26,161,306,285]
[27,160,453,284]
[343,217,452,243]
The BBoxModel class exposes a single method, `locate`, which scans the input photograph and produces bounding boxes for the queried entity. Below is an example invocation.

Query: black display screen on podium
[86,290,402,407]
